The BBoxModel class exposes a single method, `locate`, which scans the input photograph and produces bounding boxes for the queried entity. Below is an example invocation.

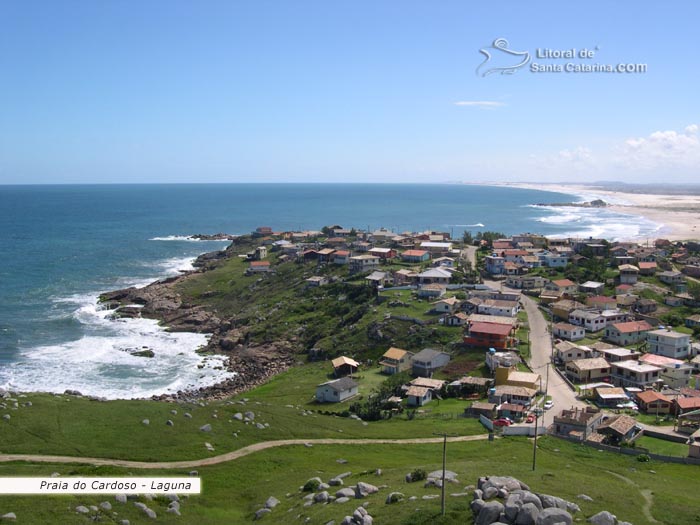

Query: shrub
[303,478,321,492]
[637,454,651,463]
[408,468,426,482]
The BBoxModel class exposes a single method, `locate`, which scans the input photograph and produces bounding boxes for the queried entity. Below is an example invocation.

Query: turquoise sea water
[0,183,660,398]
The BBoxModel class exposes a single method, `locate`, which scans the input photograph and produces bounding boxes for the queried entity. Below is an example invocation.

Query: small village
[241,225,700,461]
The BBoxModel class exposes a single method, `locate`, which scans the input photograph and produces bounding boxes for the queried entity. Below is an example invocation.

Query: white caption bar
[0,477,201,495]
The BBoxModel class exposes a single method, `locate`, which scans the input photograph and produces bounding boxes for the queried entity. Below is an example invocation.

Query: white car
[543,400,554,410]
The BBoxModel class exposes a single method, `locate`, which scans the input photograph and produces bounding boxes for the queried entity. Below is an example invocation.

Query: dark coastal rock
[130,349,155,358]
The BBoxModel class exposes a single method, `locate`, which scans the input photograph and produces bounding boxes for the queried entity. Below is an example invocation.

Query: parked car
[532,407,544,416]
[526,414,535,423]
[544,400,554,410]
[493,418,512,427]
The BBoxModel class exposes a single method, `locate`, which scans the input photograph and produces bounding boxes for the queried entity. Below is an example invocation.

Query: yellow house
[494,366,541,392]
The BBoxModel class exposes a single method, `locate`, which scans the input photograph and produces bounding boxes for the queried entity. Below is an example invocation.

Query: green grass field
[1,436,698,524]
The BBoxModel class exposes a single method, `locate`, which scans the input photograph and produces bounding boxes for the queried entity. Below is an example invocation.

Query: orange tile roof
[611,321,652,333]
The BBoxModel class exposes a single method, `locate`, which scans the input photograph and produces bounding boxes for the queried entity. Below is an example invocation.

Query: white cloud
[453,100,505,108]
[616,124,700,171]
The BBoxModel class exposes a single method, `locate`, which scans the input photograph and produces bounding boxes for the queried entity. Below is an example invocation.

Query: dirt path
[0,435,489,470]
[606,470,660,524]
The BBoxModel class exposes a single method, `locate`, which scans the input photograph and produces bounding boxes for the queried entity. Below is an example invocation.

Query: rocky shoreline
[99,242,297,402]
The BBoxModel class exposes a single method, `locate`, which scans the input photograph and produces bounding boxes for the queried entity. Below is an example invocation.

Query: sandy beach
[489,182,700,242]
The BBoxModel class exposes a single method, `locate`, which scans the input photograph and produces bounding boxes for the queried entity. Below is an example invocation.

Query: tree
[462,231,474,245]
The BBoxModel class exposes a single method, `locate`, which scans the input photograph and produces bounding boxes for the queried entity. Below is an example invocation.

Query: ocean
[0,183,661,399]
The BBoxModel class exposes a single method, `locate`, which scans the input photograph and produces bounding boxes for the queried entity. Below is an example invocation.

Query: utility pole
[433,432,457,516]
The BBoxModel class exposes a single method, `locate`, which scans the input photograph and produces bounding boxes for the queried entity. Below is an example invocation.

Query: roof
[456,376,492,386]
[318,377,359,392]
[581,281,605,288]
[500,403,526,412]
[554,322,582,331]
[433,296,460,306]
[570,309,604,320]
[507,371,540,384]
[317,248,335,255]
[370,247,393,254]
[493,385,537,398]
[331,356,360,369]
[467,314,516,326]
[470,401,496,410]
[613,361,663,374]
[638,262,657,269]
[402,249,429,257]
[250,261,270,267]
[382,347,410,360]
[571,357,610,371]
[595,387,628,400]
[410,377,446,389]
[636,390,672,404]
[482,299,519,308]
[413,348,449,362]
[598,414,638,436]
[599,347,638,358]
[648,329,689,339]
[639,354,686,367]
[552,279,576,287]
[618,264,640,271]
[677,397,700,410]
[420,242,452,248]
[334,250,350,256]
[418,268,452,279]
[611,320,653,333]
[406,386,430,397]
[469,322,513,336]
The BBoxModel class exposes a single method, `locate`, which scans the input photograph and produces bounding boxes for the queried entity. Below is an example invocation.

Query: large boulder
[314,491,330,503]
[588,511,617,525]
[254,508,271,520]
[354,482,379,498]
[536,507,572,525]
[476,501,505,525]
[264,496,279,509]
[515,503,541,525]
[336,488,356,499]
[539,494,568,510]
[504,493,523,522]
[385,492,404,504]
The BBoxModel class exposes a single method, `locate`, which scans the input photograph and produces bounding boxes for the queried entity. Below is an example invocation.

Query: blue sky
[0,1,698,184]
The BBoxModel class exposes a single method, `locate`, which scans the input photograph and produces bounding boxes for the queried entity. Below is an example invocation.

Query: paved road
[0,435,490,469]
[484,280,585,427]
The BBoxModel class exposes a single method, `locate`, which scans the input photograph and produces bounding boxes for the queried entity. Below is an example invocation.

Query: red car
[493,418,512,427]
[526,414,535,424]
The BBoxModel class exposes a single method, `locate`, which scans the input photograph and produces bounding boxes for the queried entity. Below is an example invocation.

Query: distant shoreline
[474,182,700,242]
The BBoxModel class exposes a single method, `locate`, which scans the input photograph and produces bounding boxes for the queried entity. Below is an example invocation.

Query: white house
[569,309,606,332]
[315,377,359,403]
[349,254,380,274]
[646,329,693,359]
[639,354,693,389]
[417,268,452,285]
[553,322,586,341]
[477,299,519,317]
[605,320,652,346]
[485,255,505,275]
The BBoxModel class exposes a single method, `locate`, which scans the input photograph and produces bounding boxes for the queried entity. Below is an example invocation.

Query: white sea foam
[1,298,234,399]
[150,235,200,241]
[530,203,662,241]
[449,223,485,228]
[149,235,235,242]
